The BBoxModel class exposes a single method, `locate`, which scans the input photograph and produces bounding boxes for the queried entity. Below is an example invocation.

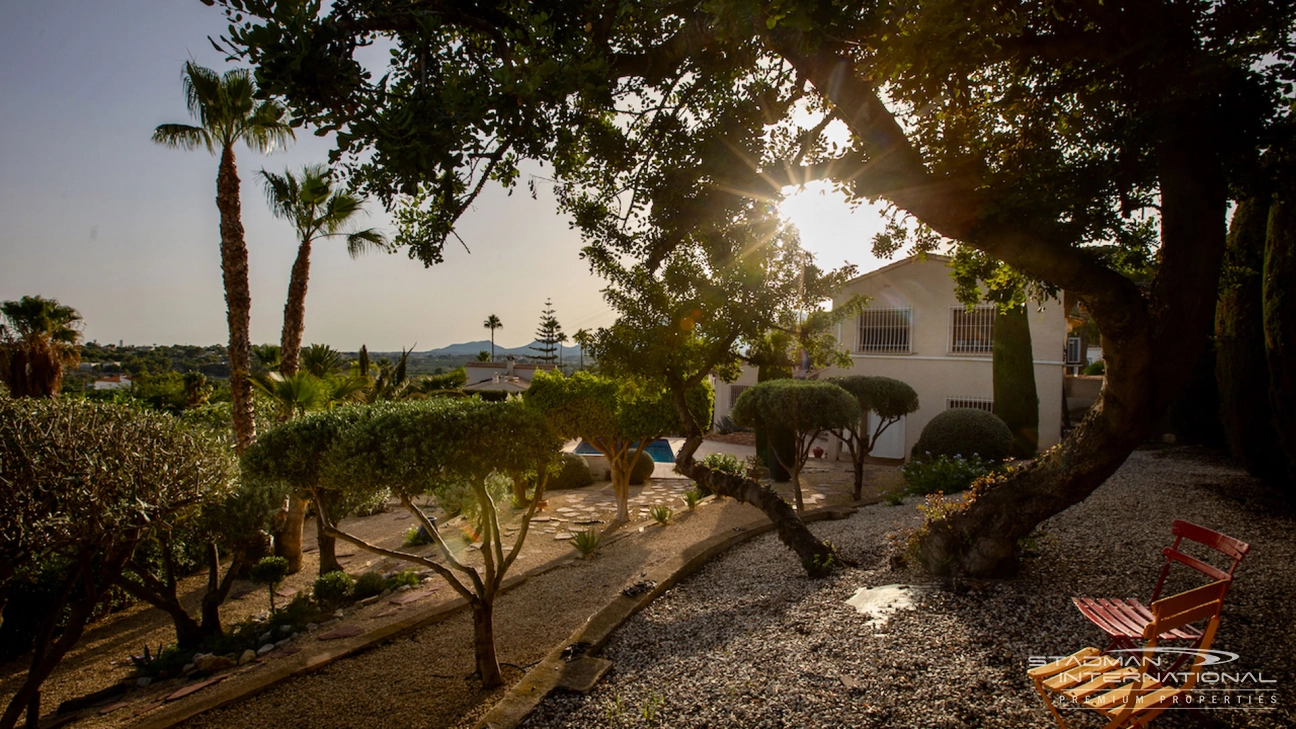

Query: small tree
[530,298,563,363]
[250,556,290,614]
[483,314,503,361]
[828,376,920,499]
[0,400,232,729]
[526,370,713,522]
[732,380,860,511]
[249,399,561,689]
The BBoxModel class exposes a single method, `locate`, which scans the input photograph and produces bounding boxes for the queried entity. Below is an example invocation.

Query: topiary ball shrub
[352,571,387,600]
[313,570,354,607]
[549,452,595,490]
[628,449,656,485]
[912,408,1014,463]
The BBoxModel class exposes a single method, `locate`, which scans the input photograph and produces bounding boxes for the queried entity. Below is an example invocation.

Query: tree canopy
[215,0,1296,575]
[829,375,920,499]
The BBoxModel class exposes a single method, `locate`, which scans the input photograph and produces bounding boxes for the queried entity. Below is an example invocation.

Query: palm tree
[260,165,387,376]
[483,314,503,361]
[153,62,293,454]
[0,296,83,398]
[572,328,593,370]
[299,343,347,378]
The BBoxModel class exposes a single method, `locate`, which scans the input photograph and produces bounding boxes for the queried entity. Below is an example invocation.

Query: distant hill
[418,340,584,358]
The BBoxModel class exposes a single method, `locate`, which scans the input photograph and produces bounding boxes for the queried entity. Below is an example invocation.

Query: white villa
[92,374,132,391]
[711,254,1067,460]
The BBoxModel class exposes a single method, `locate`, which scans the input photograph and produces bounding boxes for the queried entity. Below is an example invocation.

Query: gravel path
[525,447,1296,729]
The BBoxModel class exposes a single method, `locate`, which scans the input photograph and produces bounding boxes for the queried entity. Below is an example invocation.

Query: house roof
[839,253,951,288]
[94,374,131,383]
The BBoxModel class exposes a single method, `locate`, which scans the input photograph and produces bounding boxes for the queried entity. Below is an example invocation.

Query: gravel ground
[525,447,1296,729]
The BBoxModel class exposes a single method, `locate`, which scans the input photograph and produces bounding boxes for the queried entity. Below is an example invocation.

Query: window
[730,385,749,403]
[946,397,994,412]
[857,308,912,353]
[1066,336,1083,365]
[949,306,995,354]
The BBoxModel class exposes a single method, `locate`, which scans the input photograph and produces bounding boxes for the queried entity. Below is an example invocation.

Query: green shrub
[650,504,673,525]
[550,452,595,490]
[628,449,655,485]
[570,527,602,557]
[249,556,290,612]
[353,571,387,600]
[911,408,1013,462]
[386,570,420,590]
[1083,360,1105,376]
[313,570,354,607]
[683,488,703,510]
[901,453,995,496]
[403,525,433,547]
[699,452,743,475]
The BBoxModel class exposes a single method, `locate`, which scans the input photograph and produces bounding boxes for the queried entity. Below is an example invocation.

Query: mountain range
[411,340,584,358]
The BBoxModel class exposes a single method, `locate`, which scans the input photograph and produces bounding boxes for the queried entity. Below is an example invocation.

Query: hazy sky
[0,1,891,351]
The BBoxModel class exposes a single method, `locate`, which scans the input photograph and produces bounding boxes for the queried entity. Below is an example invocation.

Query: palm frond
[151,124,212,153]
[345,228,390,258]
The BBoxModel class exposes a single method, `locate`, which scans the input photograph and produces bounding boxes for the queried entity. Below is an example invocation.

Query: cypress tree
[992,302,1039,459]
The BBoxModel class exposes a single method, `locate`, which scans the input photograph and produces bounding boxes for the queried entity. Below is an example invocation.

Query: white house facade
[712,254,1067,460]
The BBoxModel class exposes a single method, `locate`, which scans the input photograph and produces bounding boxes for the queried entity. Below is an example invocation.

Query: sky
[0,1,891,352]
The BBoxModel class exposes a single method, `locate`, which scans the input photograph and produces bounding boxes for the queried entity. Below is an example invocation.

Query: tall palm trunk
[217,146,256,454]
[278,238,313,376]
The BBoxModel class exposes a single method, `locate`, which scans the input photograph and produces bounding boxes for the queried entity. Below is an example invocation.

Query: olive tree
[731,380,861,511]
[829,376,920,499]
[250,399,560,689]
[0,400,233,729]
[525,370,712,522]
[240,404,394,575]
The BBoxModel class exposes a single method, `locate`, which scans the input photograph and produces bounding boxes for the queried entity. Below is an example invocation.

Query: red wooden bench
[1073,520,1249,654]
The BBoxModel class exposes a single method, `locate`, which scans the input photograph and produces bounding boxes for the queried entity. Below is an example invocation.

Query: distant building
[92,374,132,391]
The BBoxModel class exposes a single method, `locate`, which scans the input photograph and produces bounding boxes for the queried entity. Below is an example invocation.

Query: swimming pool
[574,438,675,463]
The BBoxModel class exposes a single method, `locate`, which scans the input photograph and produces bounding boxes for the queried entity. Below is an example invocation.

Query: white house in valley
[711,254,1067,460]
[92,374,132,391]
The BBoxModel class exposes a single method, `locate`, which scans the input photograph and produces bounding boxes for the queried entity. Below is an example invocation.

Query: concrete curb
[474,498,878,729]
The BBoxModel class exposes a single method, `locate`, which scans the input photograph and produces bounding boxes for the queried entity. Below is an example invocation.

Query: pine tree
[530,298,563,363]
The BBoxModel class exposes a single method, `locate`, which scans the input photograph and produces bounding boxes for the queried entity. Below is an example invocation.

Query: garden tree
[241,404,396,576]
[731,380,860,511]
[828,375,920,499]
[215,0,1295,575]
[530,299,563,363]
[1216,200,1288,486]
[261,165,388,376]
[153,61,293,454]
[526,370,713,522]
[0,399,233,729]
[0,295,82,398]
[292,399,559,689]
[483,313,503,361]
[184,371,214,408]
[572,329,593,370]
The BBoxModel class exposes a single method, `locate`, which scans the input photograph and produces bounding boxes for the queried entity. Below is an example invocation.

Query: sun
[777,181,891,276]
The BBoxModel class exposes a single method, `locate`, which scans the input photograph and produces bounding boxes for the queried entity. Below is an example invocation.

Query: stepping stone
[229,589,253,600]
[275,587,298,598]
[556,656,614,693]
[274,646,300,657]
[555,533,574,540]
[389,589,433,605]
[394,513,411,519]
[164,675,227,702]
[98,702,129,715]
[841,675,863,690]
[317,625,364,640]
[531,516,554,522]
[374,608,399,618]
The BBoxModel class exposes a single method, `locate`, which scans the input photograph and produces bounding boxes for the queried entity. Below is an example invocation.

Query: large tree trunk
[610,461,632,523]
[274,495,309,574]
[993,303,1039,458]
[472,599,503,689]
[1264,194,1296,493]
[915,119,1228,576]
[217,145,256,454]
[278,237,314,377]
[314,505,341,575]
[200,541,244,635]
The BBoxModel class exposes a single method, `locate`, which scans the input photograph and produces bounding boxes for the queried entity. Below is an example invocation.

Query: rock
[380,588,392,598]
[278,624,293,634]
[136,677,153,688]
[182,663,196,676]
[194,654,236,673]
[305,622,318,632]
[333,608,345,617]
[275,638,291,648]
[359,594,382,606]
[396,584,411,592]
[256,643,275,657]
[238,649,256,665]
[259,631,273,644]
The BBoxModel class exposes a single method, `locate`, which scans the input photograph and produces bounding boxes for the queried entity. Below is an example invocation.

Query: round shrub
[912,408,1014,463]
[629,449,655,485]
[549,452,595,490]
[352,571,387,600]
[313,570,354,607]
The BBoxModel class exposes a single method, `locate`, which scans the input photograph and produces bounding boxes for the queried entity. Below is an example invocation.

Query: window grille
[856,308,912,353]
[946,397,994,412]
[1066,336,1083,365]
[949,306,995,354]
[730,385,749,403]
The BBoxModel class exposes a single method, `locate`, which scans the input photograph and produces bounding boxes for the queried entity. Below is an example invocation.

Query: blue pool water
[575,438,675,463]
